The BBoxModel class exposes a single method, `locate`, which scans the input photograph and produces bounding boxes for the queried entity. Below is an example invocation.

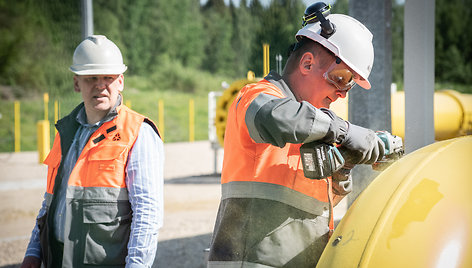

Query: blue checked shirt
[25,105,164,268]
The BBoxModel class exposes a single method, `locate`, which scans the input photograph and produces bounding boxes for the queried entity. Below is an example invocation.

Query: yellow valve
[215,78,256,147]
[317,136,472,268]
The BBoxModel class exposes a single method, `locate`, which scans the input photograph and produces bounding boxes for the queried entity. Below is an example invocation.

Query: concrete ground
[0,140,346,267]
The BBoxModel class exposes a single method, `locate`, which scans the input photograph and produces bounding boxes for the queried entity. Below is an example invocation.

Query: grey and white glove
[339,123,385,165]
[320,108,385,165]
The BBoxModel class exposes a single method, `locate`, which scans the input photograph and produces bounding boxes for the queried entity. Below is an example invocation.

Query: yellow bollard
[189,99,195,142]
[158,100,164,142]
[263,43,270,77]
[43,93,49,121]
[37,120,50,163]
[14,101,20,152]
[54,100,59,135]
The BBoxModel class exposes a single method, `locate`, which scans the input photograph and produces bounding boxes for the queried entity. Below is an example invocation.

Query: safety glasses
[323,61,357,91]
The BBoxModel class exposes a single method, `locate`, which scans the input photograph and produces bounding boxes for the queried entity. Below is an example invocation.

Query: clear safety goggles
[323,60,358,91]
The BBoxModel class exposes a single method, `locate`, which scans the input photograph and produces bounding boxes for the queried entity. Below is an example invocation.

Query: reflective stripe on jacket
[40,104,158,267]
[223,75,333,210]
[209,73,339,267]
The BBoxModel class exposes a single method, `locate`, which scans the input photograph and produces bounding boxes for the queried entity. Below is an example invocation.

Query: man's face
[302,59,352,109]
[74,74,124,118]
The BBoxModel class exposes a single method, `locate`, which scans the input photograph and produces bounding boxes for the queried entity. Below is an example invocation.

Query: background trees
[0,0,470,98]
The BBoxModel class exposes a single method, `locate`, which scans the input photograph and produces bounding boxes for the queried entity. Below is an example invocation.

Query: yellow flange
[215,79,256,147]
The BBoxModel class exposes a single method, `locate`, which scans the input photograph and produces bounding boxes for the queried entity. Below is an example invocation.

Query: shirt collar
[76,94,122,127]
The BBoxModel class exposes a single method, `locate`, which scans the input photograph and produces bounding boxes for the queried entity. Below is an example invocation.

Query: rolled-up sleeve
[125,122,164,268]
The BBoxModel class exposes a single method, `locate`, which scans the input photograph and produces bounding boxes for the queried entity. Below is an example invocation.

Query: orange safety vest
[40,104,159,267]
[222,79,335,214]
[209,78,336,267]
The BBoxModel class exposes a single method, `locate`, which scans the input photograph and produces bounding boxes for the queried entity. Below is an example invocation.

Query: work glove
[339,123,385,165]
[319,108,385,165]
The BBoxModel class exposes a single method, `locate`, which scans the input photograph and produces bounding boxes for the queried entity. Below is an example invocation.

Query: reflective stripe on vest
[222,79,331,215]
[41,105,158,266]
[44,105,151,193]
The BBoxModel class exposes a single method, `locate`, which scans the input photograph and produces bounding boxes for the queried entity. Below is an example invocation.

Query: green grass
[0,72,228,152]
[2,78,471,153]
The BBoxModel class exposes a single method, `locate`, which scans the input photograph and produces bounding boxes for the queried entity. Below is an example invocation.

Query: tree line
[0,0,470,98]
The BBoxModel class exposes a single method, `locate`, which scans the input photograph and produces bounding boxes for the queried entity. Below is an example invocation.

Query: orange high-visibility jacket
[40,104,158,267]
[209,72,349,267]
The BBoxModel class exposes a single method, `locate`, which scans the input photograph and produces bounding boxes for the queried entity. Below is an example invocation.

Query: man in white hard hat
[208,3,384,267]
[21,35,164,268]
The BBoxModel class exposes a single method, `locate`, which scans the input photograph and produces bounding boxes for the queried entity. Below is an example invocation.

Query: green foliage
[390,0,472,86]
[391,0,404,84]
[248,0,305,77]
[1,0,472,152]
[435,0,472,84]
[0,68,227,152]
[202,1,237,76]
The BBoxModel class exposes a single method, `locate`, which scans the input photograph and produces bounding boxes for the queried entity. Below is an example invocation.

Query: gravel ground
[0,141,223,268]
[0,141,346,267]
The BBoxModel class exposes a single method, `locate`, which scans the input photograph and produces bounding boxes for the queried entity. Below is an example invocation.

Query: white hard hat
[296,14,374,89]
[70,35,127,75]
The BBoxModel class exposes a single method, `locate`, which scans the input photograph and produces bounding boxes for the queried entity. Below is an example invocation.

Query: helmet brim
[69,65,127,75]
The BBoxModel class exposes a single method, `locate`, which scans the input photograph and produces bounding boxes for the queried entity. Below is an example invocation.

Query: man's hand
[339,123,385,165]
[20,256,41,268]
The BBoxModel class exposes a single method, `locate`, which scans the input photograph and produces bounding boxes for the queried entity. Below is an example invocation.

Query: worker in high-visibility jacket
[21,35,164,268]
[208,5,385,268]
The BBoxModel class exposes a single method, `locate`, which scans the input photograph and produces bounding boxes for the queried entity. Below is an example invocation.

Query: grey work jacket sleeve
[245,93,332,148]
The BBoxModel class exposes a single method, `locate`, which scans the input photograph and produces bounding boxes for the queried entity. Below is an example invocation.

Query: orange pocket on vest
[85,145,128,188]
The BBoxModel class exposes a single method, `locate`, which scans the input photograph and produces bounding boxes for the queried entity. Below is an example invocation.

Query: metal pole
[81,0,93,40]
[404,0,435,153]
[275,54,282,74]
[208,91,222,175]
[348,0,392,205]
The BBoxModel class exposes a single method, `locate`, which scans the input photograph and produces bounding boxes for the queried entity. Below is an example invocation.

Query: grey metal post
[81,0,94,40]
[404,0,435,153]
[347,0,392,205]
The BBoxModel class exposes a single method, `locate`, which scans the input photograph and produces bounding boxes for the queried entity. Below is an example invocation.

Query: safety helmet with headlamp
[296,2,374,89]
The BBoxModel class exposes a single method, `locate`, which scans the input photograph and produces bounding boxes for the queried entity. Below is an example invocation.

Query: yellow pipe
[330,90,472,141]
[317,136,472,268]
